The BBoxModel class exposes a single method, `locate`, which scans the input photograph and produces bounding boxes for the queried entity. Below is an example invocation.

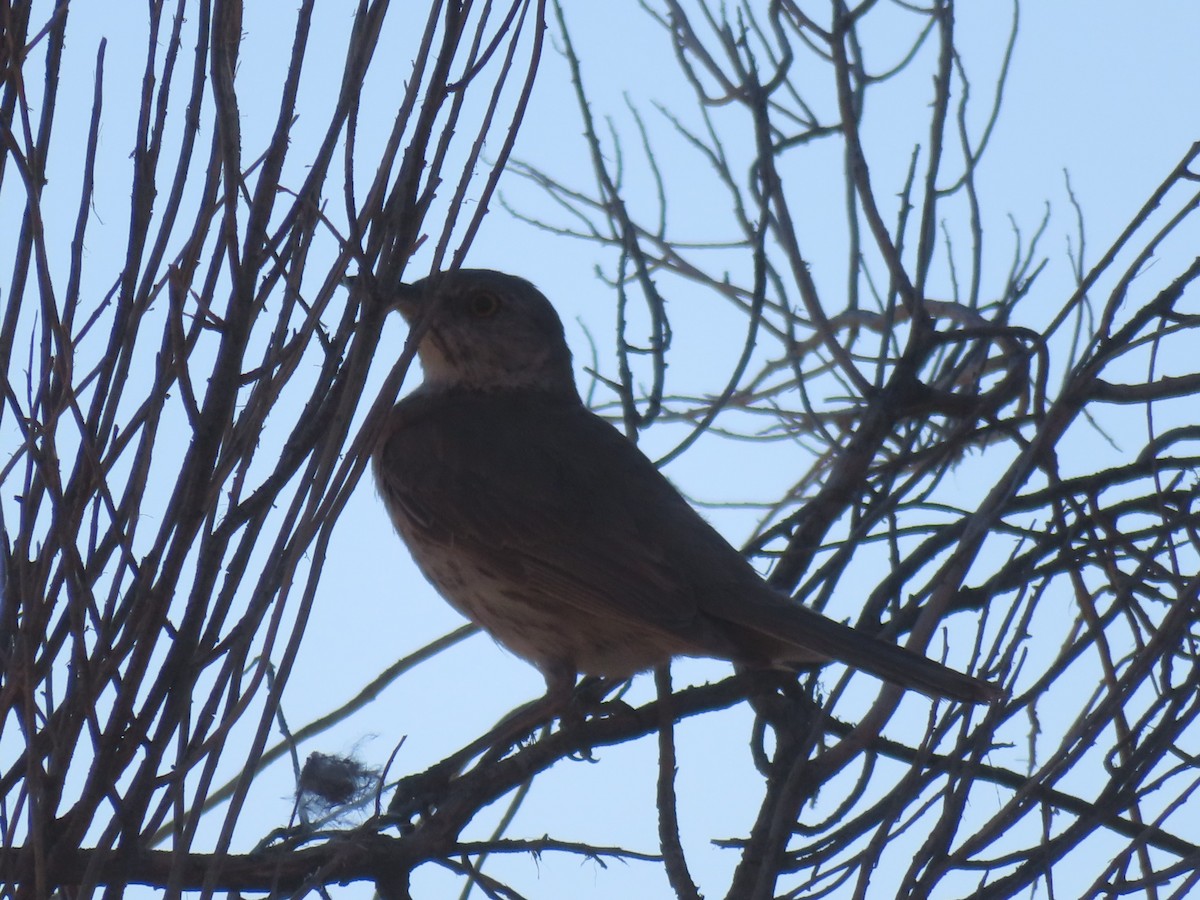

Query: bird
[372,268,1000,705]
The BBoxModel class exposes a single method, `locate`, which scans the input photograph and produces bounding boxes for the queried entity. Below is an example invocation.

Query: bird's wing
[376,390,999,703]
[374,390,763,655]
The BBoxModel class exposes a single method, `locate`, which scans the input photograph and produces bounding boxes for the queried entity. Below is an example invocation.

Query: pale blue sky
[3,2,1199,897]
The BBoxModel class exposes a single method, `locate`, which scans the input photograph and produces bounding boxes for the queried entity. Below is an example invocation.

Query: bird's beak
[342,272,429,323]
[390,281,425,322]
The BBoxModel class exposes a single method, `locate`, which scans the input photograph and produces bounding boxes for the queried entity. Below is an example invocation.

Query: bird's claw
[386,760,457,831]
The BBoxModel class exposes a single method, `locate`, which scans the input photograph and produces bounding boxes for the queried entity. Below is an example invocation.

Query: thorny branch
[506,2,1200,898]
[3,0,1200,898]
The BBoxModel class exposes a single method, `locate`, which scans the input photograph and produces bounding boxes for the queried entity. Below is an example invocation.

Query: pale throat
[414,339,576,394]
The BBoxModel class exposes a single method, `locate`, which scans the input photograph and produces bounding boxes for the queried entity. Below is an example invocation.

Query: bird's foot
[558,676,636,761]
[386,692,565,828]
[386,758,459,832]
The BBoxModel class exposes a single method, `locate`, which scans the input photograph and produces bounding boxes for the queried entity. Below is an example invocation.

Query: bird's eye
[469,292,501,318]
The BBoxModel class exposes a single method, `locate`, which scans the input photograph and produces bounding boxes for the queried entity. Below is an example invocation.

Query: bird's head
[390,269,579,398]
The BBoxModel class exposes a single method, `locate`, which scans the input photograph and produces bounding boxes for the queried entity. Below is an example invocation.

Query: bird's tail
[736,596,1001,704]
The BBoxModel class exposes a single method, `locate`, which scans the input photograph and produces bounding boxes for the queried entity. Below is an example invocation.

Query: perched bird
[372,269,999,705]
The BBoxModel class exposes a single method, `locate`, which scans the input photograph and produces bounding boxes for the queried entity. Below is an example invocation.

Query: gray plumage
[373,269,999,704]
